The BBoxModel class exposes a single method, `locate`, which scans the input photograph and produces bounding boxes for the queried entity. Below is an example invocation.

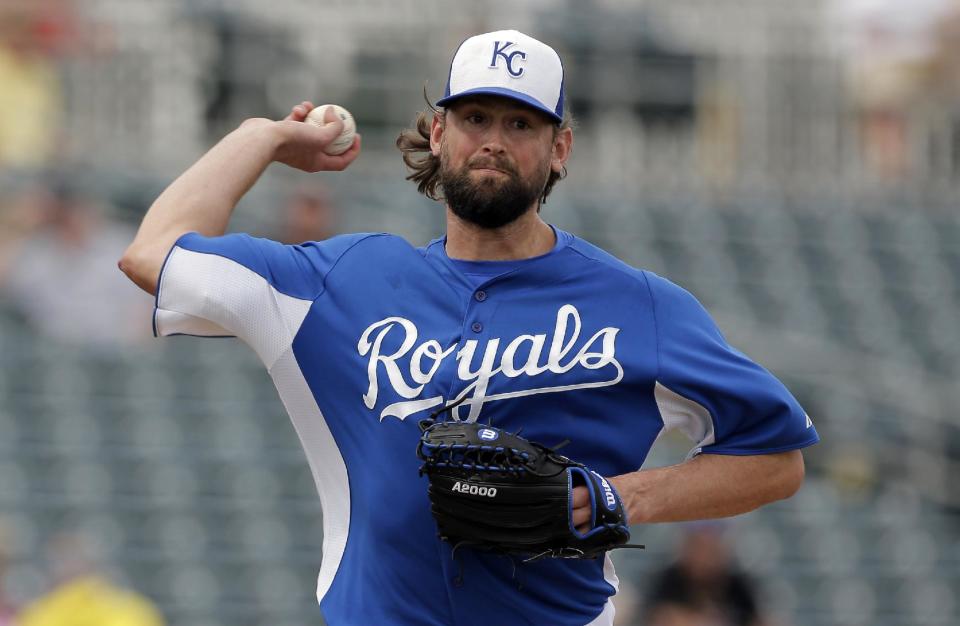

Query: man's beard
[439,151,549,229]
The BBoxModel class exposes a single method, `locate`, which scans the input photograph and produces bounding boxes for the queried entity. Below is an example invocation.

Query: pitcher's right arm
[119,103,360,295]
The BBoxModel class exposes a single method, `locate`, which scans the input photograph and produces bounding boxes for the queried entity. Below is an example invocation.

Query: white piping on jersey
[584,555,620,626]
[271,348,351,604]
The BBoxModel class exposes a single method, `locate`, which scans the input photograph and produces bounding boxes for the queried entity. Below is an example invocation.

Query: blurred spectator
[275,184,338,244]
[16,532,164,626]
[0,0,78,168]
[642,523,773,626]
[829,0,955,179]
[0,180,153,350]
[196,10,304,142]
[929,2,960,98]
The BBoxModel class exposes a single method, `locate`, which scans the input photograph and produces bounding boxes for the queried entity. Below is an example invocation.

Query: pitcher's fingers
[320,135,362,170]
[572,486,590,509]
[284,101,315,122]
[330,134,362,160]
[571,485,593,533]
[343,134,362,156]
[572,506,591,526]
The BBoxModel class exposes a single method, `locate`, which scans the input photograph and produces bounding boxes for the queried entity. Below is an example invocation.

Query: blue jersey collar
[421,226,575,292]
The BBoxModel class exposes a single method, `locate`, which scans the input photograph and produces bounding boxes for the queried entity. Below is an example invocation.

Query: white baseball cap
[436,30,565,123]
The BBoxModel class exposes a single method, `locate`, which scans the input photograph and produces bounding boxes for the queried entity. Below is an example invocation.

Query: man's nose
[479,126,507,153]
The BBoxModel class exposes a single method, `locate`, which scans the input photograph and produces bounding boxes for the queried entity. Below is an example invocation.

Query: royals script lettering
[357,304,622,422]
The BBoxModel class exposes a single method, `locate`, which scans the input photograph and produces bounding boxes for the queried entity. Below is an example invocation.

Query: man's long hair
[395,92,573,206]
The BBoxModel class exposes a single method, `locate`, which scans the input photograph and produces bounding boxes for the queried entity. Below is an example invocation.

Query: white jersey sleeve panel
[155,243,351,604]
[653,380,716,459]
[155,246,312,369]
[154,308,231,338]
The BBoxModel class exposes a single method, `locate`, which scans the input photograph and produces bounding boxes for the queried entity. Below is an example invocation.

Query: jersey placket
[448,281,497,423]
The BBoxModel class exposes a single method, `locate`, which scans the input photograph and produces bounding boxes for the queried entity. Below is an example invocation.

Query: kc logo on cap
[490,41,527,77]
[437,30,565,123]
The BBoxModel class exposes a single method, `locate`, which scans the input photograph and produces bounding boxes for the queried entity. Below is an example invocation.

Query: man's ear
[430,113,444,157]
[551,127,573,174]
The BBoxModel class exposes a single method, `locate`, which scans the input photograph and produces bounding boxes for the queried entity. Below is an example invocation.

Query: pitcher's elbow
[117,245,140,281]
[778,450,806,500]
[117,250,132,278]
[118,246,159,296]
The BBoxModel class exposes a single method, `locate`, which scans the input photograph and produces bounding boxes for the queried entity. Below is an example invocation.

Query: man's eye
[467,114,484,124]
[514,120,531,130]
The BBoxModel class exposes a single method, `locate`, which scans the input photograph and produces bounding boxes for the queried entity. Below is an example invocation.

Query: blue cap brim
[436,87,562,123]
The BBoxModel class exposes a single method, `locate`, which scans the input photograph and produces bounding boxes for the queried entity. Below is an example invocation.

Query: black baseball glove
[416,418,642,560]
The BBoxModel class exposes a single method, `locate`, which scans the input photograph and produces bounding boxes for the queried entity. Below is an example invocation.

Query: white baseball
[305,104,356,156]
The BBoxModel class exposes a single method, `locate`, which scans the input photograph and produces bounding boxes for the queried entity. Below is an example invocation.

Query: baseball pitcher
[119,30,818,626]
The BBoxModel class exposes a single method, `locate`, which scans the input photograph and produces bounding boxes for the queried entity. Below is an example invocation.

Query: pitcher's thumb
[306,106,344,139]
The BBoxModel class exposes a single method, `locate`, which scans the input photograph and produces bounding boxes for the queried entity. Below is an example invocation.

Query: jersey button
[474,290,487,302]
[471,322,483,333]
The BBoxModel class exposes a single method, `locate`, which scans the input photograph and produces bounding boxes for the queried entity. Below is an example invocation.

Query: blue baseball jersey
[153,227,818,626]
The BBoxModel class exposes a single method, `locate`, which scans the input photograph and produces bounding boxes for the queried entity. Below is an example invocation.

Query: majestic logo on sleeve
[357,304,622,422]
